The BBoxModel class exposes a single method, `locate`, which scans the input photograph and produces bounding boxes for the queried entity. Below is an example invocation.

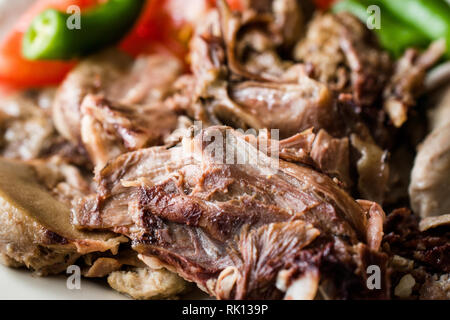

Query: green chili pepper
[378,0,450,58]
[378,0,450,41]
[332,0,429,57]
[22,0,145,60]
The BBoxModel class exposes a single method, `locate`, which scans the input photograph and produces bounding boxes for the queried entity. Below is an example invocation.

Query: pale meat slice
[409,122,450,217]
[107,267,189,300]
[0,90,56,160]
[52,50,183,145]
[383,40,446,127]
[0,158,126,275]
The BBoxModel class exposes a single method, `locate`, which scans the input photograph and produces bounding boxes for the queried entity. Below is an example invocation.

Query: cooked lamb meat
[188,7,341,138]
[0,157,126,275]
[217,0,306,81]
[52,50,183,145]
[74,126,389,299]
[409,122,450,218]
[107,267,190,300]
[0,90,56,160]
[228,80,338,138]
[350,134,389,204]
[80,95,179,169]
[382,208,449,299]
[0,89,92,168]
[294,13,392,107]
[189,19,390,201]
[82,247,190,299]
[83,248,146,278]
[243,127,352,188]
[383,40,446,128]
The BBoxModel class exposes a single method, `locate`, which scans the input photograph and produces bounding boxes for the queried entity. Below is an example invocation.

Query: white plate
[0,264,211,300]
[0,264,129,300]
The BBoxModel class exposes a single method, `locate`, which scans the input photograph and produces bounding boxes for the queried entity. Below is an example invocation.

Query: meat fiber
[80,95,179,169]
[74,126,389,299]
[52,50,183,145]
[294,12,392,107]
[0,157,126,275]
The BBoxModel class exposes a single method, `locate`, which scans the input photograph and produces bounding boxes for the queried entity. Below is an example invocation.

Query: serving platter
[0,264,128,300]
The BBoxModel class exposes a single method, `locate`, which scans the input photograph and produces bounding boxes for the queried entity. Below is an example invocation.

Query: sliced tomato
[207,0,243,11]
[313,0,336,10]
[120,0,241,62]
[0,0,99,89]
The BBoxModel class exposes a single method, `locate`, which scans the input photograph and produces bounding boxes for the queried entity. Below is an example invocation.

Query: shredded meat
[80,95,179,169]
[382,208,449,299]
[181,3,393,204]
[0,157,126,275]
[0,89,84,162]
[107,267,189,300]
[74,126,388,299]
[0,0,446,301]
[384,40,446,127]
[53,50,183,145]
[294,13,392,107]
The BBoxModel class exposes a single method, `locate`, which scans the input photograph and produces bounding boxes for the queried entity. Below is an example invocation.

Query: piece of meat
[419,274,450,300]
[383,40,446,127]
[309,129,351,187]
[0,158,126,275]
[83,249,145,278]
[107,267,190,300]
[80,95,179,169]
[217,0,307,81]
[244,127,351,188]
[185,7,392,204]
[0,90,56,160]
[382,208,450,299]
[409,122,450,218]
[229,79,337,138]
[188,9,340,139]
[427,84,450,131]
[419,214,450,232]
[294,13,392,107]
[409,84,450,218]
[0,89,92,169]
[351,134,389,204]
[52,50,183,144]
[383,208,450,274]
[74,126,389,299]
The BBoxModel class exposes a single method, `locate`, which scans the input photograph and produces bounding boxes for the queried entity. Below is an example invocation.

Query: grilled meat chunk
[188,8,340,139]
[74,126,388,299]
[384,40,446,127]
[182,4,393,203]
[0,157,126,275]
[0,90,60,160]
[383,208,450,299]
[53,50,183,145]
[107,267,190,300]
[80,95,179,169]
[294,13,391,107]
[409,122,450,218]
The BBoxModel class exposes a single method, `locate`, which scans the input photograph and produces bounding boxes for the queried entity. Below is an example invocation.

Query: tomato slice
[0,0,99,89]
[120,0,241,61]
[314,0,336,10]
